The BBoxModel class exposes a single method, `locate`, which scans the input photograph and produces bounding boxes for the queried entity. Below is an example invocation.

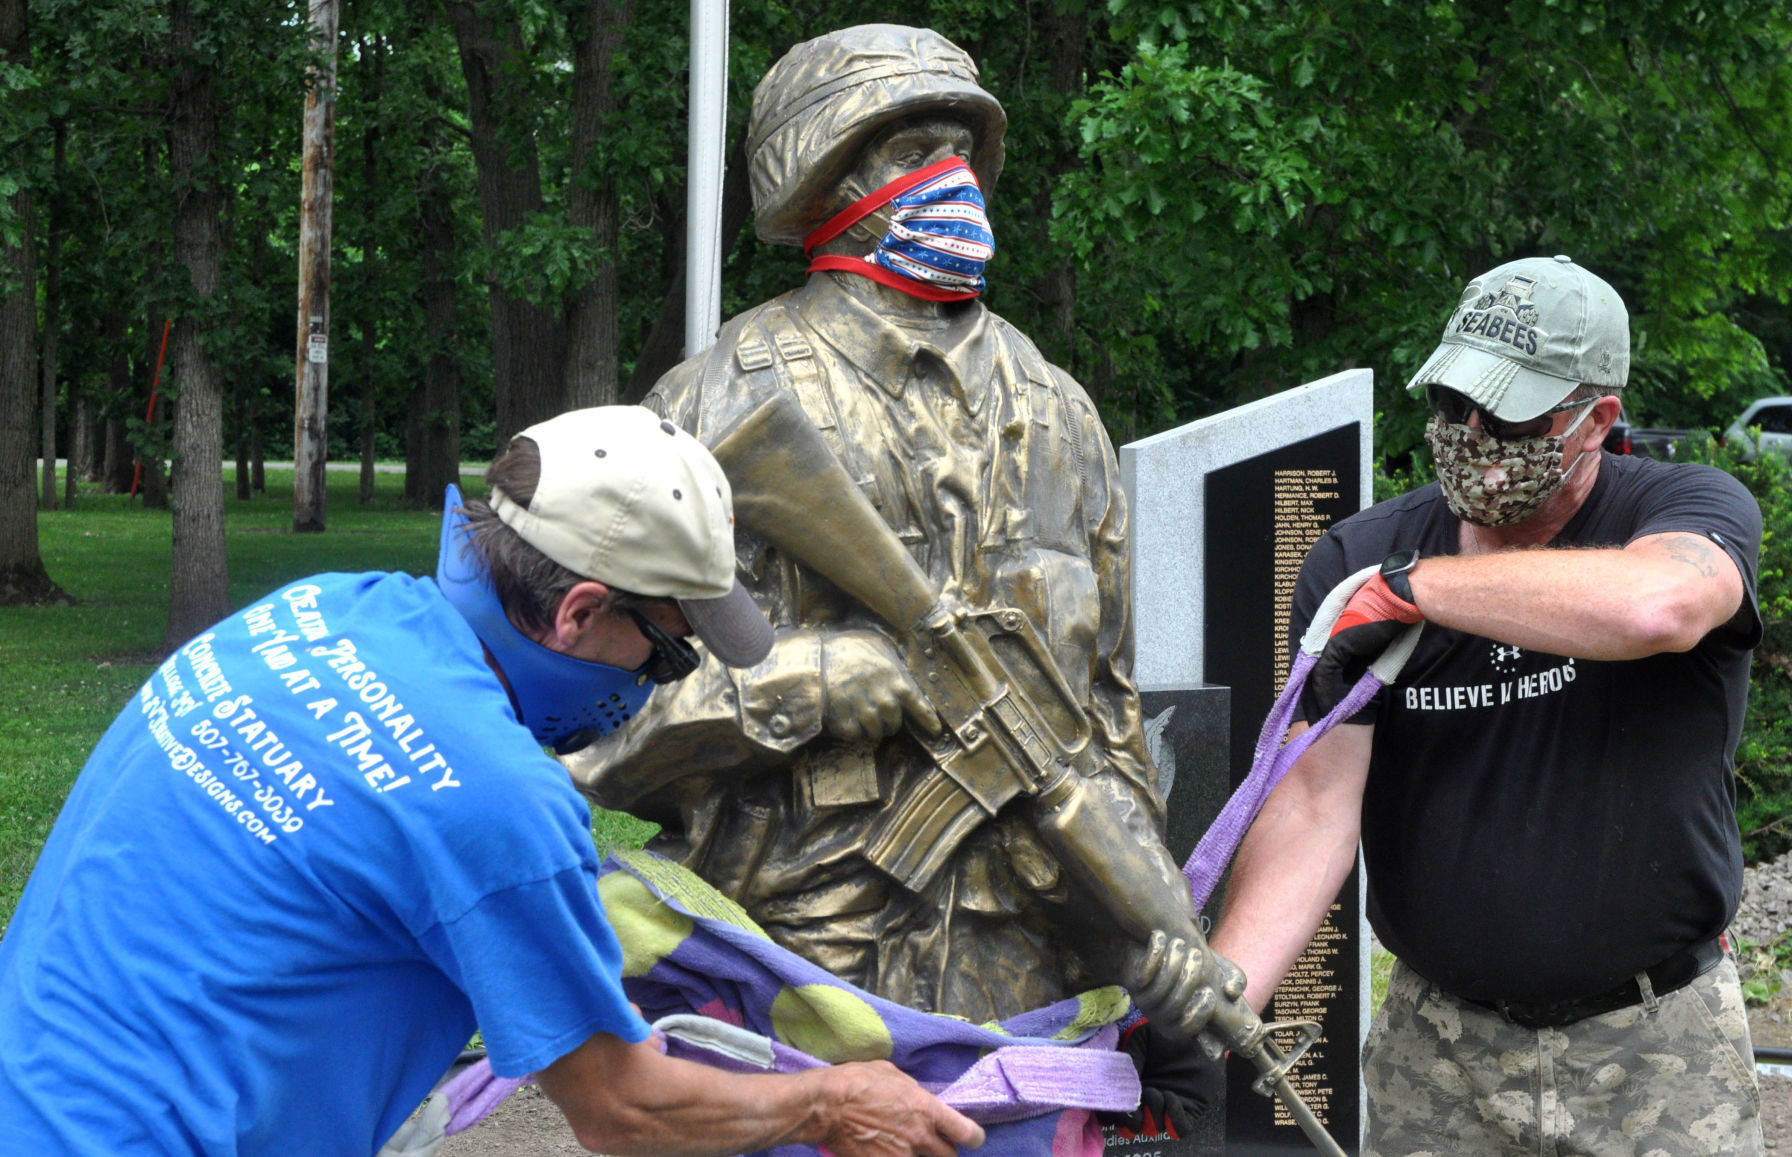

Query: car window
[1755,404,1792,435]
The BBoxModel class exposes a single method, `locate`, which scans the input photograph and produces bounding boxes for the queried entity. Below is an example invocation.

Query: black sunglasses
[623,606,701,684]
[1426,385,1589,441]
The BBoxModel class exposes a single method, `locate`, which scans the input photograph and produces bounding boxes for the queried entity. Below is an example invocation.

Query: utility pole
[293,0,339,533]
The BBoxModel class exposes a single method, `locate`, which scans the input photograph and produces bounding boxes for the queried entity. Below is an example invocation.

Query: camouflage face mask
[1426,402,1597,528]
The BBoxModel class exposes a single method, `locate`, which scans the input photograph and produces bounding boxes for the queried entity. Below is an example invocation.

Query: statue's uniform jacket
[564,273,1161,1022]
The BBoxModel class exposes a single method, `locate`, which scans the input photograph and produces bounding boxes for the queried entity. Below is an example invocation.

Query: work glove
[1099,1017,1224,1140]
[1306,550,1422,719]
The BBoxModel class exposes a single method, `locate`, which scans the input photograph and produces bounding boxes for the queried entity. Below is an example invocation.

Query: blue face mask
[434,484,654,751]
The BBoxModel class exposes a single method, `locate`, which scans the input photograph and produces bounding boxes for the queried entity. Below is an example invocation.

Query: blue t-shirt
[0,573,650,1156]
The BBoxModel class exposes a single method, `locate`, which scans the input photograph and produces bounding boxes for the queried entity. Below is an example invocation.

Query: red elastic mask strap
[802,156,968,257]
[805,254,980,302]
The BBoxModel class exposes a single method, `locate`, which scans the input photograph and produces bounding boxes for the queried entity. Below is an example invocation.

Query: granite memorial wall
[1114,369,1374,1154]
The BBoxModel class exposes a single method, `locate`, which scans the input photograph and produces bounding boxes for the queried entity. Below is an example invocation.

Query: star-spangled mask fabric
[804,158,995,301]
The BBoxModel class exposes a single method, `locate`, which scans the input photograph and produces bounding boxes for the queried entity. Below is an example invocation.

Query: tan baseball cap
[1407,255,1629,420]
[489,406,773,668]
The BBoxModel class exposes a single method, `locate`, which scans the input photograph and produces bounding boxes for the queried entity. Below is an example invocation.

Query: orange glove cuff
[1331,573,1422,635]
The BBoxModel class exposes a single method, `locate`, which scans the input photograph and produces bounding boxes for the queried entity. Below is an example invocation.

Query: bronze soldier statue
[566,23,1222,1035]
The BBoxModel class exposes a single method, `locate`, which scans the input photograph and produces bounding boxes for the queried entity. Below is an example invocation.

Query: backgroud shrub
[1686,437,1792,864]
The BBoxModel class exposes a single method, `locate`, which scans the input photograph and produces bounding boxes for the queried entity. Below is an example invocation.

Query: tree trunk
[138,313,171,510]
[624,182,683,403]
[1030,1,1085,369]
[73,388,96,480]
[442,0,564,443]
[101,382,132,493]
[234,392,250,500]
[63,380,80,507]
[164,0,230,645]
[250,413,265,493]
[625,130,754,400]
[414,151,462,510]
[403,389,422,506]
[140,453,168,508]
[0,190,60,602]
[135,136,171,509]
[39,120,65,511]
[358,34,383,505]
[242,128,273,503]
[94,312,129,490]
[140,445,169,510]
[0,0,64,604]
[102,419,129,491]
[135,314,172,512]
[561,0,631,410]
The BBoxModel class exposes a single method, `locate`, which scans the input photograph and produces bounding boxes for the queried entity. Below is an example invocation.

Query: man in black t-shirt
[1212,256,1765,1155]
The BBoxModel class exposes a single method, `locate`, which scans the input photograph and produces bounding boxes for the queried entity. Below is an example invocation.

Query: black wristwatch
[1380,549,1420,603]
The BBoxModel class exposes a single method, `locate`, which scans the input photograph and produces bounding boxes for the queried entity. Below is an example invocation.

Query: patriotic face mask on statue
[804,157,995,301]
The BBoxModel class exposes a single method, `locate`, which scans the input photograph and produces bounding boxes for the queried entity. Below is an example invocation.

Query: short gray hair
[458,436,648,635]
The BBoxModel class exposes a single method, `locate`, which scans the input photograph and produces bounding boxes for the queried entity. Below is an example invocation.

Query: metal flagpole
[684,0,728,358]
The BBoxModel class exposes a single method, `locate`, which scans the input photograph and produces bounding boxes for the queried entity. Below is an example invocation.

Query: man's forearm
[540,1033,981,1157]
[1210,723,1371,1012]
[1407,533,1743,660]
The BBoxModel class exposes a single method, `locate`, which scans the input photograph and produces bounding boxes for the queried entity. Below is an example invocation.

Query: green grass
[1736,930,1792,1006]
[1370,946,1393,1013]
[0,467,654,934]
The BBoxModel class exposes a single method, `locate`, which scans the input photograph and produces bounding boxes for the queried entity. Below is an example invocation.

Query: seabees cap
[489,406,772,668]
[1408,255,1629,420]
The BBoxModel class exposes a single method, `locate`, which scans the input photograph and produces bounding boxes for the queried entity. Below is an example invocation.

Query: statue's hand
[1124,930,1247,1042]
[820,630,942,744]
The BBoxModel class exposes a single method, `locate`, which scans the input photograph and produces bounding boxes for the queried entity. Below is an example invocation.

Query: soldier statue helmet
[746,24,1007,248]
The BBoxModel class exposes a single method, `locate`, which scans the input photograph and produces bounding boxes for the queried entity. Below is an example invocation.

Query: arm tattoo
[1659,533,1720,579]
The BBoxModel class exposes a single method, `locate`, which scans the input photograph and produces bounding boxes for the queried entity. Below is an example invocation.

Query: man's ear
[1579,395,1622,453]
[550,581,613,650]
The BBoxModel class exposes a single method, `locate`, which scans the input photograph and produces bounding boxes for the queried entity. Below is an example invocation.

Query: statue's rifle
[710,393,1346,1156]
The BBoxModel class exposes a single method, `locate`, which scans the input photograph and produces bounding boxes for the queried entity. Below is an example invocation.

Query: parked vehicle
[1604,404,1695,460]
[1723,397,1792,462]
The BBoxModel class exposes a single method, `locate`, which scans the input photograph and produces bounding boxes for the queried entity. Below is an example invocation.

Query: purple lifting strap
[441,1023,1137,1134]
[1181,652,1384,913]
[440,1061,531,1136]
[933,1035,1137,1125]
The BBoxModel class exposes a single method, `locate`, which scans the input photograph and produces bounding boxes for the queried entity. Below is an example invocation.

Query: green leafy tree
[1680,437,1792,861]
[30,0,312,642]
[0,0,67,604]
[1056,0,1792,452]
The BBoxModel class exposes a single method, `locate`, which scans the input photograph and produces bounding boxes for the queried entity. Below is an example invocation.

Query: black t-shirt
[1291,453,1763,1003]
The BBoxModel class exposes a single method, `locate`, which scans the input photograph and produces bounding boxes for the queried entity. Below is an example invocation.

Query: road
[38,459,489,477]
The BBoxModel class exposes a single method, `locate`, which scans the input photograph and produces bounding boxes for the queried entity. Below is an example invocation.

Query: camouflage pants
[1363,958,1762,1156]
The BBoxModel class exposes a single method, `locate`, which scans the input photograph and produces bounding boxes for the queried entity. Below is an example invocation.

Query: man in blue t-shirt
[0,406,984,1157]
[1211,258,1765,1155]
